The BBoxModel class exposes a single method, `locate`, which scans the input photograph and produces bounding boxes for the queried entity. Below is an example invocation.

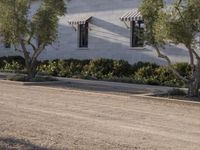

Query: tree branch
[26,33,37,51]
[185,44,195,64]
[28,40,36,51]
[191,48,200,60]
[14,45,23,53]
[30,44,45,65]
[174,0,188,28]
[154,45,189,83]
[176,0,182,7]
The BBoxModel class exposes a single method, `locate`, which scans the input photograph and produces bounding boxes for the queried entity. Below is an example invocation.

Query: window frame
[130,20,144,48]
[78,22,89,48]
[4,41,11,48]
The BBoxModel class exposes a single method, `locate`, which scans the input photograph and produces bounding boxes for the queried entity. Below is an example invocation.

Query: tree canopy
[140,0,200,97]
[0,0,66,78]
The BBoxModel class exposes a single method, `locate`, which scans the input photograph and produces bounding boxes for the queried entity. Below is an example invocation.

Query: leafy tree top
[0,0,66,49]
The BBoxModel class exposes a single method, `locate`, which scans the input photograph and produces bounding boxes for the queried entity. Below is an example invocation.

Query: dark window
[4,41,11,48]
[78,22,88,48]
[130,21,144,47]
[37,35,41,48]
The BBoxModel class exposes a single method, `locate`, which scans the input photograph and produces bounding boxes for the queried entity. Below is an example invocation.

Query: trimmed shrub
[155,66,185,87]
[134,64,160,85]
[83,59,114,79]
[112,60,132,77]
[132,61,159,73]
[3,61,23,71]
[0,56,191,88]
[38,59,90,77]
[37,60,59,76]
[172,63,191,78]
[65,59,89,77]
[0,56,25,70]
[82,59,133,79]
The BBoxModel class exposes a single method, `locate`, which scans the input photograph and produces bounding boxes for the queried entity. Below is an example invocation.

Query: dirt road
[0,82,200,150]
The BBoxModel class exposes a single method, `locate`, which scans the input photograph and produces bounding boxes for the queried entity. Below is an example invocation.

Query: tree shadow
[91,17,130,38]
[67,0,141,14]
[24,79,153,95]
[0,137,56,150]
[41,23,189,65]
[0,74,6,79]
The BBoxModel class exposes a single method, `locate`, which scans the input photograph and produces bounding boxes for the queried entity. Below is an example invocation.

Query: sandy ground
[0,82,200,150]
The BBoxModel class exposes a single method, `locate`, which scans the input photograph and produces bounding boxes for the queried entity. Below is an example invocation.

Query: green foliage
[0,56,25,70]
[173,63,192,78]
[65,59,89,77]
[140,0,200,97]
[0,0,66,46]
[134,64,160,85]
[42,0,66,16]
[140,0,200,47]
[132,62,159,73]
[38,59,90,77]
[139,0,164,46]
[0,0,66,78]
[37,60,59,76]
[156,63,191,87]
[0,0,30,44]
[33,8,58,46]
[37,58,189,87]
[3,61,23,71]
[82,59,133,79]
[0,57,192,87]
[155,66,184,87]
[83,59,114,79]
[112,60,132,77]
[32,0,66,46]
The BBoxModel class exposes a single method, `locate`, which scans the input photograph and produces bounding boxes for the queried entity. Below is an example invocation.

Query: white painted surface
[0,0,193,64]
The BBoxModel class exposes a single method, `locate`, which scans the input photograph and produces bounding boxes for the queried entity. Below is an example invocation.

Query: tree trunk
[25,63,36,80]
[188,81,199,97]
[20,39,40,80]
[26,60,38,80]
[22,54,35,80]
[27,67,37,79]
[188,60,200,97]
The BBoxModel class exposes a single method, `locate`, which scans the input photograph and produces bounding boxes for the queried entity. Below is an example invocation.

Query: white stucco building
[0,0,191,64]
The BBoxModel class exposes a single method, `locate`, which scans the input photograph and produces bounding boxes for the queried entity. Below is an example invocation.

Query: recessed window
[78,22,88,48]
[130,21,144,47]
[4,41,11,48]
[37,35,41,48]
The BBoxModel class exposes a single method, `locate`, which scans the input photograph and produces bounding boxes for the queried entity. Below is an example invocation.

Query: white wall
[0,0,191,64]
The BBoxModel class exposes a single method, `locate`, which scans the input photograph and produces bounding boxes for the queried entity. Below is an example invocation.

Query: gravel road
[0,82,200,150]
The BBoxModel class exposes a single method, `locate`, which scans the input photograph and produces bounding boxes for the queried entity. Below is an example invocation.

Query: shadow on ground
[0,74,6,79]
[0,137,55,150]
[26,81,150,95]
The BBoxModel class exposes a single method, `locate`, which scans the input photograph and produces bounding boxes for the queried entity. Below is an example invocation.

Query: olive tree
[0,0,66,79]
[140,0,200,97]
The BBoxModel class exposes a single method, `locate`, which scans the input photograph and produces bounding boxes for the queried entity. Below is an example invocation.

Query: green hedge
[0,56,191,87]
[38,59,90,77]
[82,59,133,79]
[0,56,25,72]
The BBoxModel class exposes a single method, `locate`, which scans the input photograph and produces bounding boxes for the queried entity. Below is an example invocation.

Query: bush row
[0,56,25,72]
[0,56,191,87]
